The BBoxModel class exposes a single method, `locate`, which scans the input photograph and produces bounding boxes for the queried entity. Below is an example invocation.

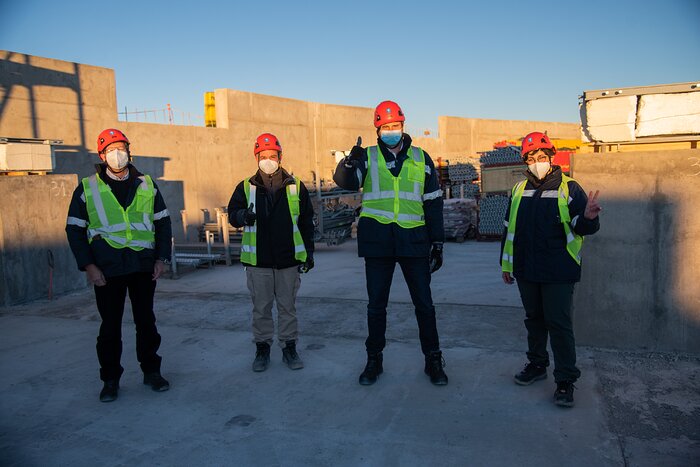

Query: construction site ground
[1,241,698,466]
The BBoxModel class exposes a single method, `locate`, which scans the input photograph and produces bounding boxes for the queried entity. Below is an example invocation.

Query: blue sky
[2,0,699,133]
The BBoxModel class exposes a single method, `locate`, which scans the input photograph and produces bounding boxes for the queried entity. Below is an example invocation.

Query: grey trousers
[246,266,301,348]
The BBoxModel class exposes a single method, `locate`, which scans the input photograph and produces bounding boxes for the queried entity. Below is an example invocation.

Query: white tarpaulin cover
[582,95,637,142]
[636,92,700,137]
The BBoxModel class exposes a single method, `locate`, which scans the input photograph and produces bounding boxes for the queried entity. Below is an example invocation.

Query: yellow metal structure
[204,92,216,128]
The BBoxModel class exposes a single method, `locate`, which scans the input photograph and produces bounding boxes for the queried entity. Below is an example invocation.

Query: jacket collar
[95,163,144,180]
[377,133,413,161]
[248,167,295,188]
[523,164,563,189]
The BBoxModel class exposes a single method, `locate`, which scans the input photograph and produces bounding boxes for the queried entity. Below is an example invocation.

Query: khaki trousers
[246,266,301,347]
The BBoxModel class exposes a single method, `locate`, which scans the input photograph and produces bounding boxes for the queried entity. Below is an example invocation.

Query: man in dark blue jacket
[66,128,172,402]
[333,100,448,386]
[501,132,601,407]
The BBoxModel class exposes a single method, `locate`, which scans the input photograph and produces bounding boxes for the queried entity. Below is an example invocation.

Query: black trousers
[364,256,440,356]
[516,279,580,383]
[94,272,162,381]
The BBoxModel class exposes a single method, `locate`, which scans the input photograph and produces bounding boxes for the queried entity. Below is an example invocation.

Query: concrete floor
[1,241,698,466]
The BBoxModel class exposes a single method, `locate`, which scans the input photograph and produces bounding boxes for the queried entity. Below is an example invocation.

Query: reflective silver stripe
[541,191,559,198]
[249,185,257,212]
[288,183,298,197]
[129,222,153,232]
[362,206,394,218]
[88,175,110,227]
[241,245,256,253]
[502,253,513,263]
[292,224,300,232]
[571,215,579,227]
[503,220,509,228]
[424,165,431,174]
[80,193,85,203]
[522,190,535,197]
[422,189,442,201]
[398,192,423,202]
[66,216,87,227]
[88,223,128,235]
[143,213,153,231]
[362,190,396,201]
[396,213,424,222]
[153,209,169,220]
[506,233,515,241]
[411,146,421,163]
[294,244,306,253]
[368,146,380,194]
[566,232,576,243]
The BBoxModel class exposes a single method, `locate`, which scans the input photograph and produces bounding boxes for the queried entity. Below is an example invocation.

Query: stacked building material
[478,194,509,237]
[443,198,477,242]
[480,146,522,167]
[449,183,480,199]
[447,162,478,182]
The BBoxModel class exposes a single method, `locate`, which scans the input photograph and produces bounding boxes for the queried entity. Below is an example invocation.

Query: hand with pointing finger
[584,190,602,220]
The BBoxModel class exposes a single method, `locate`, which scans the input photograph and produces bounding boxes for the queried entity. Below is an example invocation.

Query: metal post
[215,207,223,242]
[170,237,179,279]
[180,209,188,242]
[206,231,213,256]
[221,212,232,266]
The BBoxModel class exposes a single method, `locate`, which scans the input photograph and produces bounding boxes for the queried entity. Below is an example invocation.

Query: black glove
[240,203,256,226]
[298,254,314,274]
[344,136,364,166]
[429,242,443,274]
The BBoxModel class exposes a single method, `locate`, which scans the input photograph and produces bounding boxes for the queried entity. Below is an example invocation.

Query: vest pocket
[135,190,154,212]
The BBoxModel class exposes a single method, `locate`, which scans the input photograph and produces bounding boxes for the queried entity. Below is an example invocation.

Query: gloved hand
[241,203,256,226]
[344,136,364,167]
[429,242,443,274]
[298,254,314,274]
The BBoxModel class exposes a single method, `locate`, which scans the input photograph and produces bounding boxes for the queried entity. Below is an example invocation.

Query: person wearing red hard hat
[65,128,173,402]
[333,100,448,386]
[500,131,602,407]
[228,133,315,372]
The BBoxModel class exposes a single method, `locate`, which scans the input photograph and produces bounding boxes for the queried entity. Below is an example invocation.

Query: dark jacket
[228,168,315,269]
[65,163,172,278]
[500,166,600,283]
[333,134,444,258]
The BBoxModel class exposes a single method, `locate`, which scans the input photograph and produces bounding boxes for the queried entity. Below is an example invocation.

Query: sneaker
[554,381,575,407]
[514,362,547,386]
[359,352,383,385]
[424,351,448,386]
[99,380,119,402]
[252,342,271,372]
[282,341,304,370]
[143,372,170,392]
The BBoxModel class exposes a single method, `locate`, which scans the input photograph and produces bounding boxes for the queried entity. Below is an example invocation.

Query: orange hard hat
[374,100,405,128]
[254,133,282,155]
[97,128,129,153]
[521,132,556,158]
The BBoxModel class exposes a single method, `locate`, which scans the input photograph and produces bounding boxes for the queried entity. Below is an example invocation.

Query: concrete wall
[572,150,700,354]
[0,175,86,306]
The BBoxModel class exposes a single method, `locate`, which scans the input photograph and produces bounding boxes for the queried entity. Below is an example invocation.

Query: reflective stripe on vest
[359,145,426,229]
[501,174,584,273]
[240,177,308,266]
[82,174,156,251]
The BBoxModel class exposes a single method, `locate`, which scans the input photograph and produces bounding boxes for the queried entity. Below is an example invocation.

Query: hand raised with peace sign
[584,190,602,220]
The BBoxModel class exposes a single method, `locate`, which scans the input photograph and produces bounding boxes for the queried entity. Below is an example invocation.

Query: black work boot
[425,351,448,386]
[252,342,271,372]
[359,352,383,385]
[99,380,119,402]
[514,362,547,386]
[143,372,170,392]
[282,341,304,370]
[554,381,575,407]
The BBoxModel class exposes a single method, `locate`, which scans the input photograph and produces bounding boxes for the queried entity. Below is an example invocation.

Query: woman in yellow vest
[228,133,315,373]
[501,132,601,407]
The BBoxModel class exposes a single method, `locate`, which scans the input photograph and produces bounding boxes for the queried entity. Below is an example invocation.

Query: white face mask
[106,149,129,171]
[259,159,279,175]
[528,161,551,180]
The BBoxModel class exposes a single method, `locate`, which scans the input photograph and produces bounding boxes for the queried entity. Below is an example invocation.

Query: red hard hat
[97,128,129,153]
[254,133,282,155]
[521,132,556,157]
[374,100,405,128]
